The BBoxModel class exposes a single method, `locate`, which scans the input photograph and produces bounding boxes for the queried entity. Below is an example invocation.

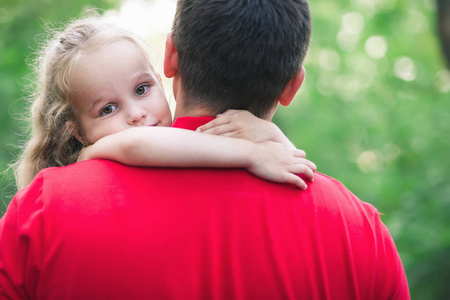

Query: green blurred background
[1,0,449,298]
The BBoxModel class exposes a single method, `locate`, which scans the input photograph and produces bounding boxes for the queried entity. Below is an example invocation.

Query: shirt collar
[171,116,215,131]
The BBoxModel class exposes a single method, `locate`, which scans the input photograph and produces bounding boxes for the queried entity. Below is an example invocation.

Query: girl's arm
[78,126,316,190]
[196,110,296,149]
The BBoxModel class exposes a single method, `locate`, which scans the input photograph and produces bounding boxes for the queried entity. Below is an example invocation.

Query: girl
[14,15,315,190]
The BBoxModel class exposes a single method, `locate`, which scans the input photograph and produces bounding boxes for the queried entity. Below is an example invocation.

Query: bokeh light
[394,57,417,81]
[365,36,388,59]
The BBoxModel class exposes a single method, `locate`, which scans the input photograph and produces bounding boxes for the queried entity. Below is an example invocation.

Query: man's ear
[279,66,306,107]
[164,32,178,78]
[65,121,84,145]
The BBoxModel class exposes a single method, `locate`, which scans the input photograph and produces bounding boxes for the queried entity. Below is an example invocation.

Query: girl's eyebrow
[134,71,154,82]
[89,97,105,113]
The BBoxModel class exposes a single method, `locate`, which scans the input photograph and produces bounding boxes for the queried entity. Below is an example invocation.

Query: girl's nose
[128,107,147,125]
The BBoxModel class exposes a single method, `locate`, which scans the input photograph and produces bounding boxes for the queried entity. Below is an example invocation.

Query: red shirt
[0,116,409,299]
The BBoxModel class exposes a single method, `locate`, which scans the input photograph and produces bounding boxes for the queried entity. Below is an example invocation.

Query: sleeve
[373,215,411,300]
[0,174,45,299]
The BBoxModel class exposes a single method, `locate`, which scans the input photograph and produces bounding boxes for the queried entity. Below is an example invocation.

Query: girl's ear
[65,121,84,145]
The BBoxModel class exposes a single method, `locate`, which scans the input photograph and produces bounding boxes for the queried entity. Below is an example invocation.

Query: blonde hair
[13,13,155,189]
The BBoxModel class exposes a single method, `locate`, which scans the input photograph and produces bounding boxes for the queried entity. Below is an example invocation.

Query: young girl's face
[69,39,172,145]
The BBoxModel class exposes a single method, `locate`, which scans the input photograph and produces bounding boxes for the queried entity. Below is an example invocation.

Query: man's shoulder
[33,160,253,194]
[32,163,380,219]
[37,159,140,184]
[307,172,381,220]
[311,172,354,193]
[13,159,124,199]
[41,159,128,176]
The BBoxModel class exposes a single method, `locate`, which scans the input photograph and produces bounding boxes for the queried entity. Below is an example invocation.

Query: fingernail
[196,127,202,132]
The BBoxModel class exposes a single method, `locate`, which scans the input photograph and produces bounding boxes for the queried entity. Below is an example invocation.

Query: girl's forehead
[88,37,139,54]
[71,39,156,91]
[89,37,155,69]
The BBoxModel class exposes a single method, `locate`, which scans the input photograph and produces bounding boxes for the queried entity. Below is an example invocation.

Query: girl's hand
[249,141,316,190]
[197,109,296,149]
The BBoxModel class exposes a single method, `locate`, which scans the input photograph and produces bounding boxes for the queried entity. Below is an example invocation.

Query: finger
[293,149,306,158]
[197,117,231,132]
[290,164,315,182]
[217,109,240,116]
[201,124,236,136]
[303,159,317,172]
[284,173,308,190]
[293,158,317,172]
[292,157,317,172]
[219,131,240,138]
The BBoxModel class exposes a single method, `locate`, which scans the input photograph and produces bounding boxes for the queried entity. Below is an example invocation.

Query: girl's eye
[135,84,150,96]
[100,104,118,116]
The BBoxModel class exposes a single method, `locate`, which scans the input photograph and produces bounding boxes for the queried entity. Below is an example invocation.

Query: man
[0,0,409,299]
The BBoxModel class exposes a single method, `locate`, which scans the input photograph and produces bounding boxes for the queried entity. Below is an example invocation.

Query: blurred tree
[437,0,450,67]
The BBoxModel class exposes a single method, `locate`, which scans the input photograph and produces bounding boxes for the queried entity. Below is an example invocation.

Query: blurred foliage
[0,0,449,299]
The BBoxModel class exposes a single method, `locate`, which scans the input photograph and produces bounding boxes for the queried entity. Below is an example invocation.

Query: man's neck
[172,89,278,121]
[173,105,216,119]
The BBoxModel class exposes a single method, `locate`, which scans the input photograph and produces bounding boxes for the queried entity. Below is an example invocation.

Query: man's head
[165,0,311,119]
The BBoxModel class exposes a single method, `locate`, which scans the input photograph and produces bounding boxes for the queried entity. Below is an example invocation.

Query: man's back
[0,159,409,299]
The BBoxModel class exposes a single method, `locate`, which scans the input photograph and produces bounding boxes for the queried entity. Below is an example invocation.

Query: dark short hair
[172,0,311,118]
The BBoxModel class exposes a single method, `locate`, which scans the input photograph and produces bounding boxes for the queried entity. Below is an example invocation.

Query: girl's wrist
[271,125,296,149]
[245,141,260,169]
